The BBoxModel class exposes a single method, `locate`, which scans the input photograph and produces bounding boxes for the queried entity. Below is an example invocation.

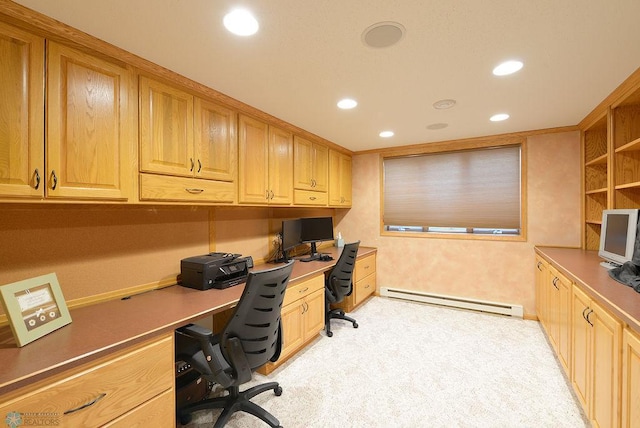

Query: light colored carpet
[183,296,588,427]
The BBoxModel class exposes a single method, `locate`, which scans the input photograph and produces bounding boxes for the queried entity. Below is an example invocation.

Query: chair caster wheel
[327,330,333,337]
[274,385,283,396]
[353,323,358,328]
[179,413,192,425]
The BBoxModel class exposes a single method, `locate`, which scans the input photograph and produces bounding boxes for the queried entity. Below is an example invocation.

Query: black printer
[180,252,251,290]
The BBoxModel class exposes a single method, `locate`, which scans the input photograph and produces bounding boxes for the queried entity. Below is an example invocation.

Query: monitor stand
[299,242,321,262]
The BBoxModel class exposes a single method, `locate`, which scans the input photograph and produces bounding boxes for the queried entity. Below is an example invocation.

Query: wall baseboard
[379,287,524,318]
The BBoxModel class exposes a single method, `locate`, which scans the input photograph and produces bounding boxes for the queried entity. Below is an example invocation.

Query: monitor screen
[282,219,302,251]
[599,209,639,266]
[300,217,334,243]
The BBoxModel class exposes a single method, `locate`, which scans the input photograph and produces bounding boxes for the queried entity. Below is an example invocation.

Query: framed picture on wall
[0,273,72,347]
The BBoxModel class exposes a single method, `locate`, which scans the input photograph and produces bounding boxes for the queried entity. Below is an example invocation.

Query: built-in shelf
[585,153,608,166]
[586,188,608,195]
[615,137,640,153]
[615,181,640,190]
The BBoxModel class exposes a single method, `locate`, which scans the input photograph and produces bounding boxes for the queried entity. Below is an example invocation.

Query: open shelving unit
[581,69,640,250]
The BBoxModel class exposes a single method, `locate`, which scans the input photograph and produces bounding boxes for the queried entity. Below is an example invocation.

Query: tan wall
[0,131,579,318]
[336,131,581,316]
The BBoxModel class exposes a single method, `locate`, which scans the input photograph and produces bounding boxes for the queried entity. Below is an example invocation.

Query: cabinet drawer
[0,334,174,427]
[293,189,327,206]
[355,253,376,283]
[355,273,376,306]
[283,274,324,307]
[104,388,174,427]
[140,173,236,203]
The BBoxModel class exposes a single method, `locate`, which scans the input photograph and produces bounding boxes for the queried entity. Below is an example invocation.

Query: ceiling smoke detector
[433,99,456,110]
[362,22,405,48]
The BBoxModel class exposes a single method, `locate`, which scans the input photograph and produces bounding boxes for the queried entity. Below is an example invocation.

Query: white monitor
[598,209,639,267]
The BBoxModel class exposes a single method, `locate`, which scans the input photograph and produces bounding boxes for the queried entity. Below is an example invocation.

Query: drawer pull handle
[185,188,204,194]
[299,287,309,293]
[309,196,316,200]
[64,393,107,415]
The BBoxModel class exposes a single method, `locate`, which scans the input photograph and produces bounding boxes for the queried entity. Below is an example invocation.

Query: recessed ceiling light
[427,123,448,130]
[493,60,523,76]
[337,98,358,109]
[379,131,394,138]
[223,9,259,36]
[490,113,510,122]
[433,99,456,110]
[362,22,405,48]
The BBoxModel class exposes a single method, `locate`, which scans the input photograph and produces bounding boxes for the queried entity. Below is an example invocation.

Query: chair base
[178,382,283,427]
[325,307,358,337]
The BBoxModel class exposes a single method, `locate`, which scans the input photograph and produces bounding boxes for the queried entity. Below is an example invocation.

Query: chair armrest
[176,324,233,388]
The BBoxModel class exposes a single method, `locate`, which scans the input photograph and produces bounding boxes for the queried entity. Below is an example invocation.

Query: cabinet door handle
[190,158,195,172]
[552,277,559,290]
[50,170,58,190]
[34,168,40,190]
[270,190,274,200]
[63,392,107,415]
[585,309,594,327]
[266,190,269,200]
[185,188,204,194]
[197,159,202,173]
[536,261,542,271]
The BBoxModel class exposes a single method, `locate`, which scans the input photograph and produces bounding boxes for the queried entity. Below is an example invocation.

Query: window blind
[383,145,521,231]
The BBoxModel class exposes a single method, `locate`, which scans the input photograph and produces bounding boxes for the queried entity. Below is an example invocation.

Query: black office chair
[175,261,294,428]
[325,241,360,337]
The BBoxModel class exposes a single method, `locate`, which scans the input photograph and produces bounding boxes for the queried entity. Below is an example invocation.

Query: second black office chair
[175,261,294,428]
[324,241,360,337]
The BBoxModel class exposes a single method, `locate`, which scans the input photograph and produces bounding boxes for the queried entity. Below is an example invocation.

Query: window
[382,140,525,240]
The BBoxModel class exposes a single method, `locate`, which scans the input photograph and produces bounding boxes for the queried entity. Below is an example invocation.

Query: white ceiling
[14,0,640,152]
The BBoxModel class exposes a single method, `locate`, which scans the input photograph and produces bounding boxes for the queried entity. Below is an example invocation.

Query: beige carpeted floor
[183,296,589,427]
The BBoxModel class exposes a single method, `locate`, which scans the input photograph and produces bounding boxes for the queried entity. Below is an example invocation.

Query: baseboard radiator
[379,287,524,318]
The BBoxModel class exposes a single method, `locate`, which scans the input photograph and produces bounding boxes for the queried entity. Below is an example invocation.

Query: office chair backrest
[220,261,294,372]
[326,241,360,303]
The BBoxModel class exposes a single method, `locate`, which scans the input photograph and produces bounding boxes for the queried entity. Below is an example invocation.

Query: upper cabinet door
[268,125,293,205]
[194,98,237,182]
[139,76,194,177]
[238,114,269,203]
[0,22,45,198]
[47,41,135,200]
[293,136,328,192]
[312,143,328,192]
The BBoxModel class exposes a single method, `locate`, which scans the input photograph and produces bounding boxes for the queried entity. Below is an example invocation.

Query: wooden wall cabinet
[0,22,44,199]
[571,285,622,428]
[293,136,328,205]
[47,42,136,201]
[139,76,237,203]
[328,149,352,207]
[238,114,293,205]
[0,334,174,427]
[0,25,135,202]
[259,274,324,374]
[621,328,640,428]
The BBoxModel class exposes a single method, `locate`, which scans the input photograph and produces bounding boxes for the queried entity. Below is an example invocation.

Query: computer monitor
[280,219,302,262]
[598,208,639,268]
[299,217,334,262]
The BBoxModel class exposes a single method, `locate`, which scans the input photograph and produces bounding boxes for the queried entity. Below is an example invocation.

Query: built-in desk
[0,246,376,426]
[535,246,640,428]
